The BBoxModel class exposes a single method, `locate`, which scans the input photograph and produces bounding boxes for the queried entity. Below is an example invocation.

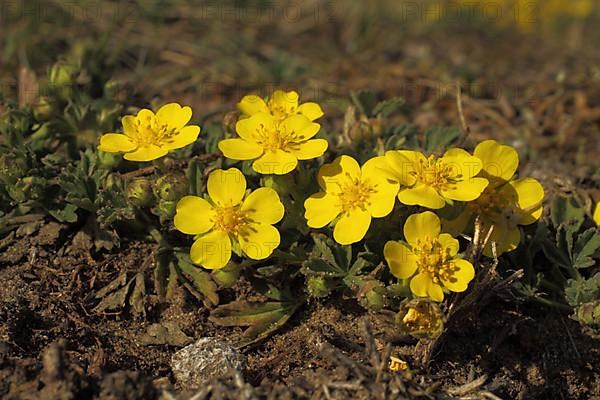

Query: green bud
[49,62,77,86]
[212,263,241,288]
[157,199,177,220]
[307,275,335,298]
[98,150,121,170]
[126,178,155,207]
[576,301,600,328]
[103,173,121,191]
[154,172,188,201]
[261,175,291,195]
[33,97,58,121]
[364,287,385,312]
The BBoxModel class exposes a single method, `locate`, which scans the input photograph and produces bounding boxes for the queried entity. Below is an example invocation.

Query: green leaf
[372,97,405,117]
[572,228,600,269]
[209,299,302,345]
[350,90,377,116]
[551,195,585,230]
[186,158,204,196]
[175,251,219,306]
[565,273,600,307]
[423,127,461,154]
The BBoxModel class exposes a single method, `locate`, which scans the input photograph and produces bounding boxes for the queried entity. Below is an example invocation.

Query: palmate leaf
[564,273,600,307]
[572,228,600,269]
[302,234,371,281]
[209,298,302,346]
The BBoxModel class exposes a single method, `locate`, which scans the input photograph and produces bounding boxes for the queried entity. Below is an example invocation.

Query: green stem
[531,296,572,312]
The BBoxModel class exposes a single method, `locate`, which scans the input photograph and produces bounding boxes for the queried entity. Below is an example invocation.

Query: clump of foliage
[2,53,599,359]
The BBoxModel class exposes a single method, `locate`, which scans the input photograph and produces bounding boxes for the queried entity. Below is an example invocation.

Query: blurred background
[1,0,599,175]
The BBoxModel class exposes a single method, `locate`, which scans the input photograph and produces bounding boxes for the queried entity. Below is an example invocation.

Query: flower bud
[395,299,444,339]
[157,199,177,220]
[576,301,600,328]
[126,178,154,208]
[49,62,77,86]
[212,263,241,288]
[98,150,121,170]
[154,172,188,201]
[307,275,334,298]
[33,97,58,121]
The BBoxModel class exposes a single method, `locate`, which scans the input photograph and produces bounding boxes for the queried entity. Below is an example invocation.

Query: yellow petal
[361,156,399,183]
[218,138,264,160]
[441,148,483,179]
[508,178,545,225]
[438,233,459,257]
[304,192,341,228]
[174,196,215,235]
[281,115,319,141]
[428,283,445,302]
[238,222,280,260]
[190,230,232,269]
[122,115,137,137]
[156,103,193,129]
[318,155,361,192]
[207,168,246,207]
[237,95,268,116]
[384,241,418,279]
[333,208,371,245]
[410,273,432,298]
[98,133,137,153]
[474,140,519,185]
[442,259,475,292]
[252,149,298,175]
[398,184,446,209]
[364,175,399,218]
[441,177,489,202]
[163,125,201,150]
[297,102,324,121]
[270,90,298,112]
[123,145,168,162]
[483,225,521,257]
[236,113,274,142]
[289,139,328,160]
[384,150,422,186]
[594,203,600,227]
[241,187,284,225]
[404,211,441,246]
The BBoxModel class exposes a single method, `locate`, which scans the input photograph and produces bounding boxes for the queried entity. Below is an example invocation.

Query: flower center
[255,123,292,152]
[133,114,177,146]
[414,238,459,285]
[412,155,458,189]
[212,206,248,235]
[469,187,519,228]
[402,307,435,332]
[335,175,377,212]
[267,98,297,121]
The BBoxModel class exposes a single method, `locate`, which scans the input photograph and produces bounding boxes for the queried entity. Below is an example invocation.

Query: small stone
[170,337,246,390]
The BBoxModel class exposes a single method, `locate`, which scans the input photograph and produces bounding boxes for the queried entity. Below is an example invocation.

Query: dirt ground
[1,1,600,399]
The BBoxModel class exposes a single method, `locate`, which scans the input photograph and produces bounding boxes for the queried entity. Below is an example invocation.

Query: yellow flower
[594,204,600,227]
[173,168,284,269]
[98,103,200,162]
[218,113,327,175]
[384,211,475,302]
[237,90,324,122]
[373,148,489,209]
[304,155,399,245]
[444,140,544,257]
[395,298,444,339]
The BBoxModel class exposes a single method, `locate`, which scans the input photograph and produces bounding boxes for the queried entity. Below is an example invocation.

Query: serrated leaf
[175,252,219,306]
[423,127,461,154]
[564,273,600,307]
[572,228,600,269]
[372,97,405,117]
[209,300,301,344]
